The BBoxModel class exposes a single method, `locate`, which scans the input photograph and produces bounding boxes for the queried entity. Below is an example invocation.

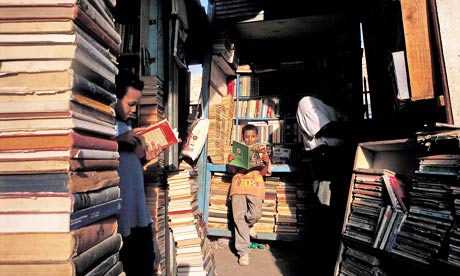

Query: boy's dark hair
[115,69,144,99]
[242,124,258,135]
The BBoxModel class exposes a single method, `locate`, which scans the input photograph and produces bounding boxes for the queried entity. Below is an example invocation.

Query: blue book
[70,198,122,230]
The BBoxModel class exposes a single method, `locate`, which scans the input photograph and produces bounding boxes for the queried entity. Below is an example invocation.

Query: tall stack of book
[274,180,298,236]
[207,173,232,231]
[144,163,166,275]
[253,176,278,234]
[0,1,125,275]
[168,162,216,275]
[207,95,234,165]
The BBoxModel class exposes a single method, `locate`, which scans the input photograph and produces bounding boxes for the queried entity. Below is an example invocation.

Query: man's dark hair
[242,124,258,135]
[115,69,144,99]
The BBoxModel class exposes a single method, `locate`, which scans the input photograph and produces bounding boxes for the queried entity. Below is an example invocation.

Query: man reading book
[113,69,162,276]
[226,124,270,266]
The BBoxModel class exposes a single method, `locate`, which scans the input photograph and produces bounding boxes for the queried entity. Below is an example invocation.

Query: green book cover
[229,141,264,169]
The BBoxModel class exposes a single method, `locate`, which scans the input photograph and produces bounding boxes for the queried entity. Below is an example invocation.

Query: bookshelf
[334,133,460,275]
[205,68,307,241]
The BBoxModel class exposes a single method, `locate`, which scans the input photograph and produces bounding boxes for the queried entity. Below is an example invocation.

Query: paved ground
[210,205,341,276]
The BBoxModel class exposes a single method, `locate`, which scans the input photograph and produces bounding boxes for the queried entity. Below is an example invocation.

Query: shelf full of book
[205,68,306,241]
[334,132,460,275]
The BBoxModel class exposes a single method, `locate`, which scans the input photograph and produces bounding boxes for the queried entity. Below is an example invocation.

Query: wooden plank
[400,0,435,100]
[435,0,460,124]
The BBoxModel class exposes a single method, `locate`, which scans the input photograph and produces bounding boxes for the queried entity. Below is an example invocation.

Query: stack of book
[295,180,309,235]
[343,169,389,246]
[207,95,234,165]
[207,173,232,231]
[168,163,216,275]
[391,154,458,265]
[253,176,278,234]
[143,163,166,275]
[274,180,298,235]
[0,1,125,275]
[139,75,165,126]
[337,244,388,276]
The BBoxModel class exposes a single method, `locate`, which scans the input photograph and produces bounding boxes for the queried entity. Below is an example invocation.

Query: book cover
[229,140,264,170]
[382,174,408,213]
[137,119,179,150]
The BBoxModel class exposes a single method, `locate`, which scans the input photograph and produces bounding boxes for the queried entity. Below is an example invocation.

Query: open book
[137,119,179,150]
[229,141,265,170]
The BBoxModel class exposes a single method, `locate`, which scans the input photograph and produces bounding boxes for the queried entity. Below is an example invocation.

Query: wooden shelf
[207,229,302,242]
[207,163,295,173]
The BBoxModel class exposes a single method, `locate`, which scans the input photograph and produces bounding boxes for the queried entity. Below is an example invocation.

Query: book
[72,233,123,275]
[0,113,115,139]
[0,21,117,67]
[0,129,118,152]
[0,170,119,193]
[0,1,121,54]
[382,174,408,213]
[0,70,116,105]
[83,252,119,276]
[0,216,117,262]
[137,119,180,150]
[228,140,265,170]
[0,198,121,233]
[372,205,393,248]
[103,261,124,276]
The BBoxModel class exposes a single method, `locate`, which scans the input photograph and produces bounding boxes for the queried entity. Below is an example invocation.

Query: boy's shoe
[239,254,249,266]
[249,227,257,238]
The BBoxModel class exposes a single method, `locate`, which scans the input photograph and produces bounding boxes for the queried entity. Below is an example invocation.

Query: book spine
[102,261,124,276]
[84,252,119,276]
[72,131,118,151]
[68,171,119,193]
[72,72,116,105]
[72,233,122,275]
[70,198,122,230]
[69,159,119,171]
[77,0,120,44]
[74,5,120,54]
[72,215,118,255]
[0,173,71,193]
[74,33,118,74]
[72,186,120,212]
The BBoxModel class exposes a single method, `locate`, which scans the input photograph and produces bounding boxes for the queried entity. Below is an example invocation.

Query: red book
[137,119,179,150]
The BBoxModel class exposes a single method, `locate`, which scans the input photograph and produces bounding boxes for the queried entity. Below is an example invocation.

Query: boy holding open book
[226,124,270,266]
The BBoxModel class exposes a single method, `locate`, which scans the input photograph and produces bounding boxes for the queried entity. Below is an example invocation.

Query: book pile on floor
[167,162,216,275]
[144,163,167,276]
[0,1,125,275]
[207,173,232,231]
[274,179,299,236]
[253,176,278,234]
